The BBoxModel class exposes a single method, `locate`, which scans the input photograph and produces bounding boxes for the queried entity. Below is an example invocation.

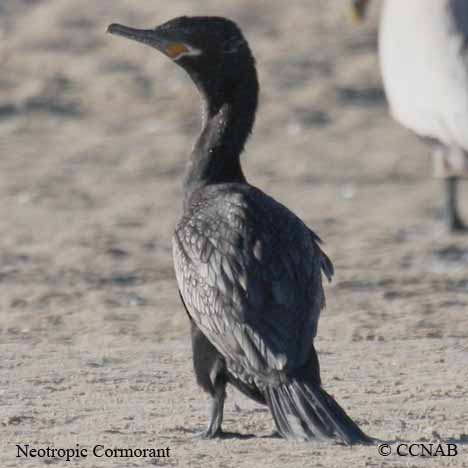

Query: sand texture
[1,0,467,466]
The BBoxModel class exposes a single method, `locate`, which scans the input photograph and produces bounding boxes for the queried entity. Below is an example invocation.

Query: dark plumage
[108,16,373,444]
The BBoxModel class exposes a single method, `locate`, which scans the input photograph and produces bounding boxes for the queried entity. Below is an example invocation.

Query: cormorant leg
[444,177,466,232]
[199,371,226,439]
[190,321,227,438]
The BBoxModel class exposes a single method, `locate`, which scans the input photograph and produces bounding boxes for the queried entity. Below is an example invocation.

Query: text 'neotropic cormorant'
[108,16,373,444]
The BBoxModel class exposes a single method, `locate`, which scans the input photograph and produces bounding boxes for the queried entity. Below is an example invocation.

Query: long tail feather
[265,380,374,445]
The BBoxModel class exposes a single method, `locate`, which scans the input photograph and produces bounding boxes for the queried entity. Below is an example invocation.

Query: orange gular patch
[165,42,190,59]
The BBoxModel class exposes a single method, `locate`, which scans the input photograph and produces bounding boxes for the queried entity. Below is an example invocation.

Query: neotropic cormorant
[108,16,373,444]
[352,0,468,231]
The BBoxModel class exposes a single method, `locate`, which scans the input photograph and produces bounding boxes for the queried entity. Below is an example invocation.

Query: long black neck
[183,60,258,203]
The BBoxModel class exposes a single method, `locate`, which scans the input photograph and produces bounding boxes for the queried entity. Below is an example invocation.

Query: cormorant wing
[173,185,333,381]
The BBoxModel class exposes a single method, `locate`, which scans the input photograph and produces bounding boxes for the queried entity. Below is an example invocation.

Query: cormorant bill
[108,16,374,444]
[351,0,468,232]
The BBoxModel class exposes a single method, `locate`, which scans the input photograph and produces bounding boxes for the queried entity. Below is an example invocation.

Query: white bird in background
[352,0,468,231]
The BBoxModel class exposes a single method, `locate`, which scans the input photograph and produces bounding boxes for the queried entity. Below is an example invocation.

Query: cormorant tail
[265,380,374,445]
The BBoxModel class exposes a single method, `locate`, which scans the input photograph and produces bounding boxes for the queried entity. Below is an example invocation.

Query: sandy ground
[1,0,468,466]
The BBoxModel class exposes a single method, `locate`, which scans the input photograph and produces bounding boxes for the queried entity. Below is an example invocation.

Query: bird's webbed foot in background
[446,214,467,232]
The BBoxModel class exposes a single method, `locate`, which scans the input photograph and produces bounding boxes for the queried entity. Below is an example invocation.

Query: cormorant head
[108,16,257,111]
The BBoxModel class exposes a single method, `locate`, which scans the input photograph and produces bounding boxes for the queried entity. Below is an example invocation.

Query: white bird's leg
[433,146,466,232]
[444,177,465,232]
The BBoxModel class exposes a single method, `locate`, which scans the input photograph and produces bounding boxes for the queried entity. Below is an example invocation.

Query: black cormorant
[108,16,373,444]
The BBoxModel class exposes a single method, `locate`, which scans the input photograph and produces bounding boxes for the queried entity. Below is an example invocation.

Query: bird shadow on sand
[209,431,258,440]
[382,434,468,446]
[336,86,386,107]
[171,426,281,441]
[444,435,468,445]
